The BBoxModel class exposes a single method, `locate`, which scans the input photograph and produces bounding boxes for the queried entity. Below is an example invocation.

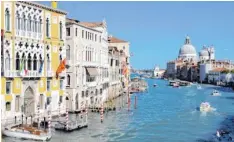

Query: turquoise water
[3,79,234,142]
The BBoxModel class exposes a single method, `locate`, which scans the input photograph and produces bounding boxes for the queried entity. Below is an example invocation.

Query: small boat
[54,121,88,132]
[211,90,221,96]
[199,102,212,112]
[173,83,179,88]
[153,84,157,87]
[197,85,202,90]
[2,124,51,141]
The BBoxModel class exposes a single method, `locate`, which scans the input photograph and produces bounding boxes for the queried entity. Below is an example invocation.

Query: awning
[86,67,98,76]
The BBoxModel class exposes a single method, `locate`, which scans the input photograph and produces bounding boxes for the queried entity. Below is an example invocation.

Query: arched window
[15,52,20,70]
[59,55,62,62]
[16,11,20,30]
[21,13,25,31]
[28,14,31,32]
[46,18,49,37]
[22,53,26,70]
[23,13,26,31]
[59,21,62,40]
[27,54,31,70]
[5,50,10,70]
[67,74,70,86]
[33,54,37,70]
[39,17,42,34]
[33,15,37,33]
[5,8,10,31]
[47,54,50,71]
[66,45,70,60]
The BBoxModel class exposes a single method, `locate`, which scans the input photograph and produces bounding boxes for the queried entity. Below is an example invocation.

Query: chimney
[51,1,57,9]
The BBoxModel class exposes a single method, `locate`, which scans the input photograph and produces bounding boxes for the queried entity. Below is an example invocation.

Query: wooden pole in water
[66,108,69,131]
[100,103,103,123]
[37,104,40,129]
[48,110,51,134]
[134,95,137,109]
[85,105,88,124]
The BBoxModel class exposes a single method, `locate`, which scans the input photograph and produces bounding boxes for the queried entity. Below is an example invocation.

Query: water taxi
[199,102,212,112]
[153,84,157,87]
[197,85,202,90]
[211,90,221,96]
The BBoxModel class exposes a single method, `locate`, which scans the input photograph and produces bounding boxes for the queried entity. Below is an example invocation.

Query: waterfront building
[153,65,165,78]
[65,18,109,112]
[108,46,121,99]
[178,36,197,62]
[1,1,67,123]
[166,60,184,79]
[208,68,233,84]
[108,36,130,90]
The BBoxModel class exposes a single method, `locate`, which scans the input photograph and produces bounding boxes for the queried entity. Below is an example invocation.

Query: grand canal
[3,78,234,142]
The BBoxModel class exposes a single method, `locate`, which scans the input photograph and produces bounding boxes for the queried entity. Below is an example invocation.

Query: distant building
[208,68,233,84]
[153,66,165,78]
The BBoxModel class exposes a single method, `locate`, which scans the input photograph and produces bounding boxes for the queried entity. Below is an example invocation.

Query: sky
[41,1,234,69]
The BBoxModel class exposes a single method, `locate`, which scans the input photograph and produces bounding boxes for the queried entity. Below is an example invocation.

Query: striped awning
[86,67,98,76]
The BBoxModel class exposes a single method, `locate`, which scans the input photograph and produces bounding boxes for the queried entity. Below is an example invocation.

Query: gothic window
[59,21,62,40]
[28,14,31,32]
[21,13,25,31]
[46,18,50,37]
[38,54,42,70]
[66,45,70,60]
[22,53,26,70]
[59,55,62,61]
[16,11,20,30]
[39,17,42,34]
[67,74,70,86]
[5,8,10,31]
[27,53,31,70]
[23,13,26,31]
[33,54,37,70]
[15,52,20,70]
[5,50,10,70]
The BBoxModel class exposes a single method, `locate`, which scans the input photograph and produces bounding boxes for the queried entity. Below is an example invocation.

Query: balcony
[3,70,42,78]
[86,81,97,87]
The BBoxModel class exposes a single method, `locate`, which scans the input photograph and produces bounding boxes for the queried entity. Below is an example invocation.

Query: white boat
[197,85,202,90]
[211,90,221,96]
[2,124,51,141]
[199,102,212,112]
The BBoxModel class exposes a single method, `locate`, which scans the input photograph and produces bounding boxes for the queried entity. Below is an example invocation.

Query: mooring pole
[15,116,16,124]
[44,117,46,130]
[22,114,23,125]
[100,103,103,123]
[66,108,69,131]
[134,95,137,109]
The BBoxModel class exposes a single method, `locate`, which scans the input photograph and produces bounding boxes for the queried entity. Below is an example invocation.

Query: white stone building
[178,36,197,62]
[65,18,109,112]
[199,45,215,62]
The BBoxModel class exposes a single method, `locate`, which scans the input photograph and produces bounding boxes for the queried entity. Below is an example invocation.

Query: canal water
[3,79,234,142]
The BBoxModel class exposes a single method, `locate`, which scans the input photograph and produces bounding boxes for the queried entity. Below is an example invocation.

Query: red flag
[56,59,66,79]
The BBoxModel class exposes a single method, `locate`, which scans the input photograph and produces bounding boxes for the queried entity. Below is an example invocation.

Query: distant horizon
[40,1,234,69]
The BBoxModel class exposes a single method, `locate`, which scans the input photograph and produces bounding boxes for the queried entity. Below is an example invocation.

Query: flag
[56,59,66,79]
[38,60,44,74]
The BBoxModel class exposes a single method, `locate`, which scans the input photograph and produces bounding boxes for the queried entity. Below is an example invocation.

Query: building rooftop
[79,22,104,28]
[108,36,128,43]
[211,68,228,72]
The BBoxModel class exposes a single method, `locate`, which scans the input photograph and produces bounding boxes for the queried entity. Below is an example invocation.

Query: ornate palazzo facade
[1,1,67,124]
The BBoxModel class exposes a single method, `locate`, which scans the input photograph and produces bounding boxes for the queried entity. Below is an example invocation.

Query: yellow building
[1,1,67,124]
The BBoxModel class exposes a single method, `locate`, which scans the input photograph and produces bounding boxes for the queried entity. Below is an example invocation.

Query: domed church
[178,36,197,62]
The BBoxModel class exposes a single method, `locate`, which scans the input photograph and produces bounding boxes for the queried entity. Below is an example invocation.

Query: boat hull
[3,129,51,141]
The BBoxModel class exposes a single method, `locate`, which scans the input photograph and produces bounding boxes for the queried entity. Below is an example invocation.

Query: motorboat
[2,124,51,141]
[197,85,202,90]
[153,84,157,87]
[173,83,179,88]
[199,102,212,112]
[211,90,221,96]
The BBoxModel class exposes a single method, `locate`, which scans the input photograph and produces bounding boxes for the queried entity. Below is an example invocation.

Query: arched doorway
[75,93,79,110]
[66,96,70,110]
[24,87,35,116]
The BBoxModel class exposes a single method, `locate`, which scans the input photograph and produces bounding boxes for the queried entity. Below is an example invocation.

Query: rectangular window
[15,96,20,112]
[110,59,113,67]
[47,97,51,105]
[75,28,78,37]
[82,91,84,98]
[60,79,63,89]
[100,36,101,42]
[59,96,63,103]
[6,102,11,111]
[39,94,43,109]
[6,82,11,94]
[47,80,50,91]
[66,27,70,36]
[95,34,97,41]
[86,31,87,39]
[82,30,84,38]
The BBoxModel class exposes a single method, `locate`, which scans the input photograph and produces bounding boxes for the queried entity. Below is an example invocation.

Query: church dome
[199,49,209,57]
[179,36,197,56]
